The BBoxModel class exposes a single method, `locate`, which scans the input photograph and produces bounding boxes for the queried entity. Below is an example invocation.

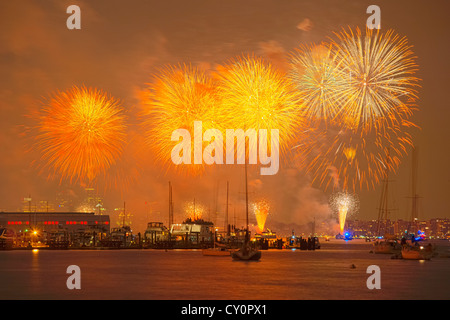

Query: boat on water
[232,163,261,261]
[373,238,402,254]
[0,227,14,250]
[232,244,261,261]
[401,244,433,260]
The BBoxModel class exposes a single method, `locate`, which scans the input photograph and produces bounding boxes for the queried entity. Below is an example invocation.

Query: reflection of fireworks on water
[184,201,205,221]
[31,86,127,185]
[252,199,270,233]
[330,192,359,234]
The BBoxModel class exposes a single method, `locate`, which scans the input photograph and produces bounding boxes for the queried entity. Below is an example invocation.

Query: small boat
[401,244,433,260]
[232,244,261,261]
[373,239,402,254]
[232,163,261,261]
[0,228,14,250]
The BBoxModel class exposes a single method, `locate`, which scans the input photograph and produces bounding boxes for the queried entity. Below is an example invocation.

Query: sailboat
[203,181,237,256]
[373,151,402,254]
[202,239,234,256]
[232,164,261,261]
[401,147,435,260]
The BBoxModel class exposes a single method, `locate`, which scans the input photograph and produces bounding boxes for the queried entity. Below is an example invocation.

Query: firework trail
[330,192,360,234]
[31,86,127,185]
[252,199,270,233]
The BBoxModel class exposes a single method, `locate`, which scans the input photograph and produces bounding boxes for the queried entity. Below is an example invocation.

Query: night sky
[1,0,449,234]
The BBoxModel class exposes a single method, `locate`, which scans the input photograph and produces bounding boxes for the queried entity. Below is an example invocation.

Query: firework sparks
[294,108,417,191]
[252,199,270,233]
[32,86,127,184]
[215,55,304,160]
[140,64,225,175]
[290,27,420,192]
[288,43,347,123]
[330,192,359,234]
[184,200,205,221]
[329,27,420,131]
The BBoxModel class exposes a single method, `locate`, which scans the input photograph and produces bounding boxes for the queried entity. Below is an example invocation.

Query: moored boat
[401,244,433,260]
[231,244,261,261]
[232,163,261,261]
[373,239,402,254]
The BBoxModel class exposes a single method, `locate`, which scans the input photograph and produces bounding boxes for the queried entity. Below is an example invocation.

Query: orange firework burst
[140,64,225,175]
[184,200,205,221]
[32,86,127,184]
[252,199,270,233]
[215,55,303,161]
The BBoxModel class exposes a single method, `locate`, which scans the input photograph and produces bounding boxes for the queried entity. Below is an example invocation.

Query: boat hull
[401,247,433,260]
[373,241,401,254]
[232,249,261,261]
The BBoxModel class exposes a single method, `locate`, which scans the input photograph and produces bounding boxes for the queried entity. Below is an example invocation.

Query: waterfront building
[0,211,110,247]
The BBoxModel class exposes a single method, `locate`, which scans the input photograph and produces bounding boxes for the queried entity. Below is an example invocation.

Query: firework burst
[140,64,225,175]
[290,27,420,192]
[288,43,347,123]
[32,86,127,184]
[184,200,206,221]
[329,27,420,131]
[215,55,303,161]
[294,106,418,192]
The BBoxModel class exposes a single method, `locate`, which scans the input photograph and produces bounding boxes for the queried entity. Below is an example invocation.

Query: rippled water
[1,239,449,300]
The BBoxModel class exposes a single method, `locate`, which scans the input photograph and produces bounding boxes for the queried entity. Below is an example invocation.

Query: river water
[1,239,449,300]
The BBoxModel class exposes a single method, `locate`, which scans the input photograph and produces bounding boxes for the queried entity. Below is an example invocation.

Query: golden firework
[215,55,303,161]
[252,199,270,233]
[140,64,225,175]
[33,86,127,184]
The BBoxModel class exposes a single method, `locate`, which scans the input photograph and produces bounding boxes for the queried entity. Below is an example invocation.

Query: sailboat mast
[169,181,173,240]
[226,181,229,236]
[122,201,126,227]
[409,147,419,234]
[245,163,249,243]
[376,149,390,236]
